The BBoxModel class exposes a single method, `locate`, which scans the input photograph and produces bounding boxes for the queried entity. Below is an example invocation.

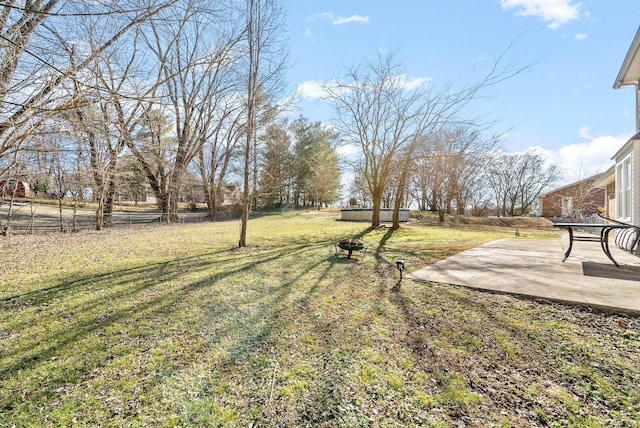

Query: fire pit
[335,238,367,259]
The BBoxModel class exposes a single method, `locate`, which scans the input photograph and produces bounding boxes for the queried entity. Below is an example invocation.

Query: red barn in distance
[0,179,32,198]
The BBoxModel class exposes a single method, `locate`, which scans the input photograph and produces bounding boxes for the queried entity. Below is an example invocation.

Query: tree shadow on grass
[0,239,344,423]
[0,248,233,305]
[256,249,381,425]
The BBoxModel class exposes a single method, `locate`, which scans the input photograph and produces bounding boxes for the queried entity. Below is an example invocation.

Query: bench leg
[561,226,573,262]
[602,227,620,267]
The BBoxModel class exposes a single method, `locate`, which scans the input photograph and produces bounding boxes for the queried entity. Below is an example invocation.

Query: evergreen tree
[259,122,293,208]
[290,117,340,208]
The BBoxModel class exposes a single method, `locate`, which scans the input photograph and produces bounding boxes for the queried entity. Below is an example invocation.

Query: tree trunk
[103,176,116,227]
[71,198,78,232]
[58,197,65,232]
[239,152,250,246]
[371,188,382,228]
[203,185,214,220]
[392,188,403,229]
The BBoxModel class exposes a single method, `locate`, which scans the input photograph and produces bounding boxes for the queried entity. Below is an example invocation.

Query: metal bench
[553,222,640,267]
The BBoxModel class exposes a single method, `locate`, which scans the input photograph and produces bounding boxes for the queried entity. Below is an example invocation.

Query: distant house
[0,179,31,198]
[594,26,640,224]
[593,166,616,220]
[538,174,604,219]
[224,185,241,204]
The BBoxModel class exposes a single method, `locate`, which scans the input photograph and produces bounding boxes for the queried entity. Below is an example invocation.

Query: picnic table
[553,222,638,267]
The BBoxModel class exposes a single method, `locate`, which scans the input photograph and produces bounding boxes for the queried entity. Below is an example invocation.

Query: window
[561,197,573,217]
[616,155,633,221]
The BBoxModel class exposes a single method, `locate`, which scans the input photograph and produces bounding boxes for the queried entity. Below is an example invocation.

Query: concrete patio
[408,233,640,314]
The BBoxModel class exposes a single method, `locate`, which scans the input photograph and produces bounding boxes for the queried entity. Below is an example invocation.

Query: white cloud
[295,80,328,100]
[319,12,334,22]
[578,125,592,139]
[556,135,624,177]
[500,0,583,29]
[574,33,588,40]
[307,12,370,26]
[296,74,431,101]
[333,15,369,25]
[304,27,312,37]
[528,133,629,184]
[573,82,592,93]
[295,79,348,100]
[336,141,361,160]
[391,74,431,90]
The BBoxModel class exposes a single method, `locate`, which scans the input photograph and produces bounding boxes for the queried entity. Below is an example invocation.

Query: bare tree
[0,164,24,235]
[487,151,562,216]
[325,51,434,228]
[195,95,245,220]
[347,170,371,208]
[0,1,173,181]
[0,0,61,179]
[51,154,69,232]
[64,94,124,229]
[327,48,527,228]
[239,0,288,247]
[466,178,493,217]
[412,126,499,221]
[124,0,247,223]
[56,13,155,230]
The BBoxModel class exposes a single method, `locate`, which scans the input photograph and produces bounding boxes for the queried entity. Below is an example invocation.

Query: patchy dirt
[394,284,640,427]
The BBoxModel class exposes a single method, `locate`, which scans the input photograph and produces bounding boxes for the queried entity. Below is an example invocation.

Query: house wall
[636,86,640,133]
[606,182,616,219]
[613,141,639,224]
[540,192,563,217]
[540,182,605,219]
[635,140,640,224]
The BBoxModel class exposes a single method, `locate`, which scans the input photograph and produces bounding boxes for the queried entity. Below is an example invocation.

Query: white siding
[340,209,409,222]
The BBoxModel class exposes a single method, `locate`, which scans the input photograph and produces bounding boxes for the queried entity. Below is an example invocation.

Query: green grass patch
[1,211,639,426]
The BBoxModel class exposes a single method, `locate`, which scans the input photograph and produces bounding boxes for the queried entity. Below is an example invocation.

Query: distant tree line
[0,0,306,241]
[0,0,562,240]
[348,128,561,223]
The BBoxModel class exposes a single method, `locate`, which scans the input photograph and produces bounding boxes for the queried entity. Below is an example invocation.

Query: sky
[283,0,640,183]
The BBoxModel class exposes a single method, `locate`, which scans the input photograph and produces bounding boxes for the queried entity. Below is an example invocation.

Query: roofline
[611,131,640,159]
[593,165,615,188]
[614,26,640,89]
[539,173,603,198]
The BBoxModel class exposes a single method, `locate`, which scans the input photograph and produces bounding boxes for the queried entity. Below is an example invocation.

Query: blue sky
[284,0,640,181]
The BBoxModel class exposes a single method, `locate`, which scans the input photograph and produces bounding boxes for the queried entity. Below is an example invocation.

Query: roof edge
[614,26,640,89]
[611,131,640,160]
[593,165,615,188]
[539,173,603,198]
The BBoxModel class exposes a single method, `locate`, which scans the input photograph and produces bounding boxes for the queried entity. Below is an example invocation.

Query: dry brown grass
[1,211,638,427]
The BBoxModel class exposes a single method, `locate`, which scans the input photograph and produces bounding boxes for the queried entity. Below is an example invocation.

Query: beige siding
[607,182,616,219]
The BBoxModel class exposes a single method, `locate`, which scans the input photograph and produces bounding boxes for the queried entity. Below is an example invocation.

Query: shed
[0,179,31,198]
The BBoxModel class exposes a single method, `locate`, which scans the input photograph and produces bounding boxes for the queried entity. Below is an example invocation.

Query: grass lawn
[1,211,639,427]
